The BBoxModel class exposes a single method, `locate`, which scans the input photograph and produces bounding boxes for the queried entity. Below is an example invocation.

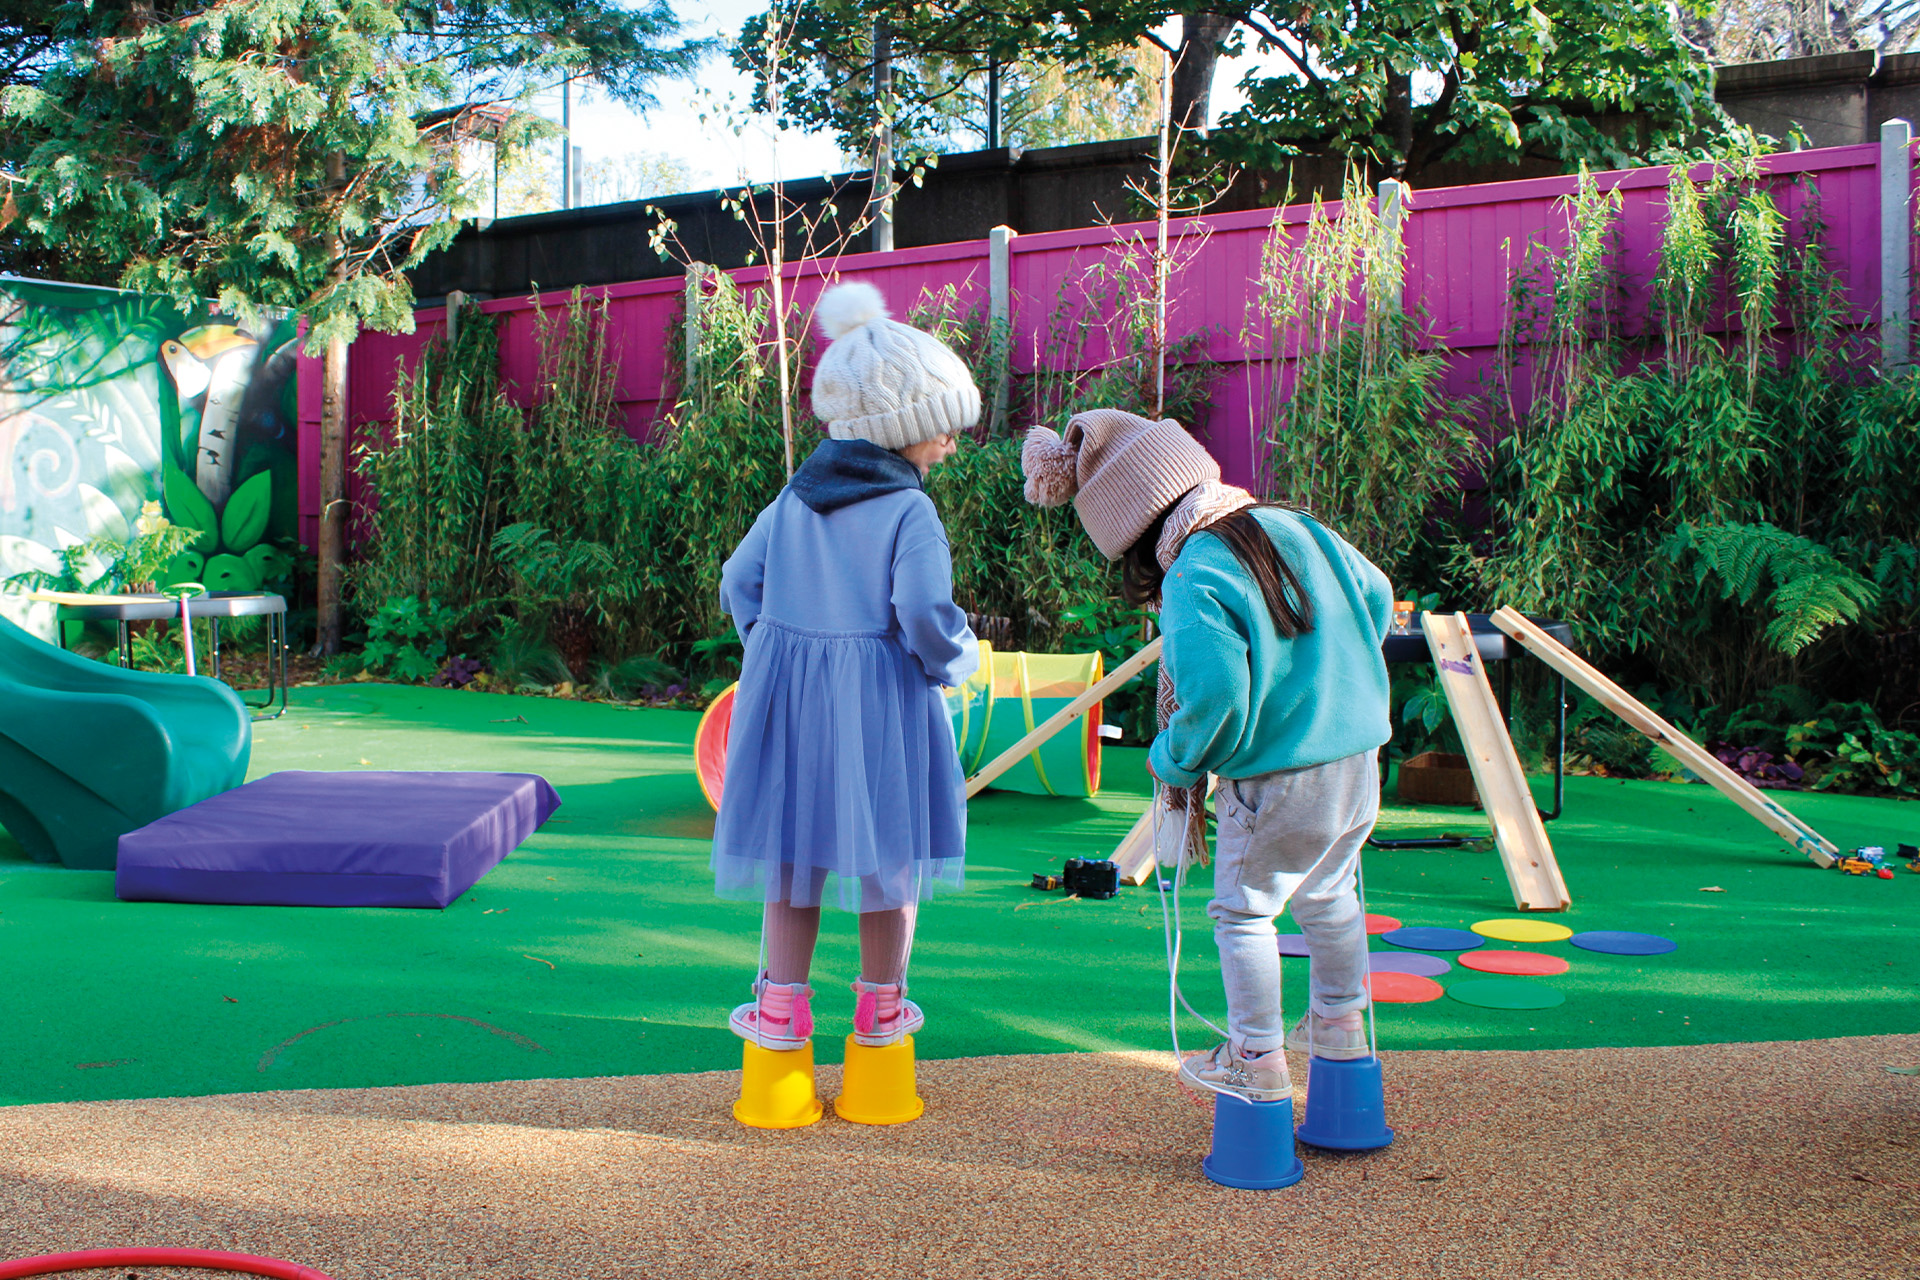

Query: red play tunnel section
[695,683,737,810]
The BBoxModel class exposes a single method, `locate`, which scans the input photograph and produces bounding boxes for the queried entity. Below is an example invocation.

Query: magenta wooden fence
[298,141,1909,551]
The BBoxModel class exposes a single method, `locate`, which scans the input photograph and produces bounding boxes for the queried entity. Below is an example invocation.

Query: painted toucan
[159,324,258,506]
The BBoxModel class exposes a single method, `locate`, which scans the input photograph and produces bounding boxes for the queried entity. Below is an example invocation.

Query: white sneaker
[1178,1041,1292,1102]
[1285,1011,1371,1060]
[728,978,813,1051]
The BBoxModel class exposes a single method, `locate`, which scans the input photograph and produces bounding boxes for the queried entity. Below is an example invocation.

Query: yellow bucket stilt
[833,1034,926,1125]
[734,1040,825,1129]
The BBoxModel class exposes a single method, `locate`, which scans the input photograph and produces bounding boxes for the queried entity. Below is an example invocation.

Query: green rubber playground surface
[1,683,1916,1107]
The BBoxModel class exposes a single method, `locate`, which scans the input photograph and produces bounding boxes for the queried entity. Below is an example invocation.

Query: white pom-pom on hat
[816,281,890,340]
[1022,425,1080,507]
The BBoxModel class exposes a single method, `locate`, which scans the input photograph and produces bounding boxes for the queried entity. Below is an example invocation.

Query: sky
[540,0,1271,200]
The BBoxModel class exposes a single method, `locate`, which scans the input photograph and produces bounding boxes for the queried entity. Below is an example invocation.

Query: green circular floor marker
[1446,977,1567,1010]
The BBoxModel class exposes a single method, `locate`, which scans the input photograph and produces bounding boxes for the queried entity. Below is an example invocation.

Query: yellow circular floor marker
[1471,918,1574,943]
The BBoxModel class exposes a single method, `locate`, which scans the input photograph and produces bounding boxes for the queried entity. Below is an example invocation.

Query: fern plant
[1664,521,1878,656]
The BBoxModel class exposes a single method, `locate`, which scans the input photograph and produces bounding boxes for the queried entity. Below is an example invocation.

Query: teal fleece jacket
[1147,507,1394,789]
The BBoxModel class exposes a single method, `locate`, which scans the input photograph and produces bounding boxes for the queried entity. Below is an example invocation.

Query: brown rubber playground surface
[1,1034,1916,1280]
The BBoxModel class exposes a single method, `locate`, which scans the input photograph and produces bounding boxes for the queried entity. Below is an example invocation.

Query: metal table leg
[246,610,289,721]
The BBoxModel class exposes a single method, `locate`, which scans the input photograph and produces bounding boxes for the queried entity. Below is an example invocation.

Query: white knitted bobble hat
[810,281,981,449]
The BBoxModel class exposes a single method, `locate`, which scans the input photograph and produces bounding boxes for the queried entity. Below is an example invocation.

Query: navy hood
[789,438,924,514]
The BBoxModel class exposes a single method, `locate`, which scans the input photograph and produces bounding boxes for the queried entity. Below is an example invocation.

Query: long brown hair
[1121,498,1315,639]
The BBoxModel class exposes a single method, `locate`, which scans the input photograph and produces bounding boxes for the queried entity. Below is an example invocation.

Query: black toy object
[1062,857,1120,900]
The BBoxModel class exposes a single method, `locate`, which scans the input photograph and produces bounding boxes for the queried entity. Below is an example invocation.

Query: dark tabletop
[1381,613,1573,664]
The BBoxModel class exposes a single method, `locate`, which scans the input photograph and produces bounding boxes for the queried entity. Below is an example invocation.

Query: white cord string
[1152,776,1383,1086]
[1152,782,1231,1098]
[1356,850,1380,1059]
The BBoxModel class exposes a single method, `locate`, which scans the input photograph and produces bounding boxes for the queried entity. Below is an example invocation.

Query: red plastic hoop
[0,1248,334,1280]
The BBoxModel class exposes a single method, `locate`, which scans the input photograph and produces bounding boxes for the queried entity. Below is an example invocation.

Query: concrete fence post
[684,263,709,405]
[444,290,466,347]
[1881,118,1912,369]
[1375,179,1409,319]
[988,225,1016,431]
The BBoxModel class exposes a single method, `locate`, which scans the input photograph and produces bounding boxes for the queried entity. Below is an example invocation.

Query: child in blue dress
[713,282,980,1051]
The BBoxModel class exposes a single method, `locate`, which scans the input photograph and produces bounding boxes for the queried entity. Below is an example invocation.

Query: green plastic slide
[0,613,250,870]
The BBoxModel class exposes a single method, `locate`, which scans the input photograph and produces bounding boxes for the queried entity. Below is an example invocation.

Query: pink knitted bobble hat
[1021,409,1221,559]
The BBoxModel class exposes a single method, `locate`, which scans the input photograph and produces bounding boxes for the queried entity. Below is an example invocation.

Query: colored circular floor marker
[1370,951,1450,977]
[1447,977,1566,1010]
[1471,918,1573,943]
[1367,971,1445,1003]
[1365,914,1403,935]
[1458,949,1570,976]
[1276,934,1312,957]
[1569,930,1677,956]
[1382,926,1484,952]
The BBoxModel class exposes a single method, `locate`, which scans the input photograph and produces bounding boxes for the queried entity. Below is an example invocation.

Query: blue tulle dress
[712,440,978,913]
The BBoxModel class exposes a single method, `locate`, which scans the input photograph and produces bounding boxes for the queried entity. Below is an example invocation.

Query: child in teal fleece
[1022,409,1393,1102]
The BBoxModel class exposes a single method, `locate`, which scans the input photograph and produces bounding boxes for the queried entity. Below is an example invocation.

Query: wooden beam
[1111,773,1216,885]
[1490,607,1840,869]
[965,637,1162,799]
[1424,611,1571,911]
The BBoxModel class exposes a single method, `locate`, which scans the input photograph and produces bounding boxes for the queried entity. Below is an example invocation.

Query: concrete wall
[409,51,1920,302]
[1717,51,1920,149]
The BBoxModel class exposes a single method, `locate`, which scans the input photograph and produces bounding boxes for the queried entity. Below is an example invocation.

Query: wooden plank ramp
[1423,611,1571,912]
[1490,607,1840,869]
[1111,776,1216,886]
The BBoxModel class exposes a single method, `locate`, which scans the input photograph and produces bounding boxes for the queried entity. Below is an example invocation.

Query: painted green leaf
[161,456,219,554]
[158,364,185,472]
[220,470,273,553]
[202,553,260,594]
[163,551,206,586]
[243,544,294,586]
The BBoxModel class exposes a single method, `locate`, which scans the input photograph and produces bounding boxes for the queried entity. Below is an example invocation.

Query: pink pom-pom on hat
[1021,425,1080,506]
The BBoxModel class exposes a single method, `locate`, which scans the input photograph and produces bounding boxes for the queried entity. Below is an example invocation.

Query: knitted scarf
[1153,481,1258,866]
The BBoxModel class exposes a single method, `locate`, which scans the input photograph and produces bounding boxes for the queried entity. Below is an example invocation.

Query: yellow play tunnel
[699,642,1106,809]
[947,646,1105,798]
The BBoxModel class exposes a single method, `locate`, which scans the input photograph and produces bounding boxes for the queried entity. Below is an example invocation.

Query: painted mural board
[0,276,300,640]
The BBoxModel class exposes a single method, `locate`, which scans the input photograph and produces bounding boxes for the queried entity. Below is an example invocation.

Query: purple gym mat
[1382,926,1485,952]
[1569,930,1677,956]
[1277,934,1313,956]
[1370,951,1451,977]
[115,771,560,909]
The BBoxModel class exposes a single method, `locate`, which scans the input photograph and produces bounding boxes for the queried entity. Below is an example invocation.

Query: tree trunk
[313,149,349,656]
[869,19,894,251]
[1384,62,1414,177]
[1170,13,1234,133]
[312,328,347,655]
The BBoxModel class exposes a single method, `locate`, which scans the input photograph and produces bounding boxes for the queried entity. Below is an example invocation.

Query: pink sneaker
[850,979,924,1047]
[729,977,814,1050]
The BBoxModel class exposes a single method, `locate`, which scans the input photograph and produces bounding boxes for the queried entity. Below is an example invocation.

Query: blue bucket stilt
[1201,1092,1306,1188]
[1294,1053,1394,1151]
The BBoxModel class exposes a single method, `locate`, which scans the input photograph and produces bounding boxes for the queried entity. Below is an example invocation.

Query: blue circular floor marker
[1370,951,1451,977]
[1276,934,1313,956]
[1569,930,1677,956]
[1382,926,1485,952]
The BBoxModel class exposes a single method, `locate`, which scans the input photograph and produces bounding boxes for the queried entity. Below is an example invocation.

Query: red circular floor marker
[1364,914,1403,935]
[1457,949,1570,976]
[1366,971,1444,1003]
[0,1248,333,1280]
